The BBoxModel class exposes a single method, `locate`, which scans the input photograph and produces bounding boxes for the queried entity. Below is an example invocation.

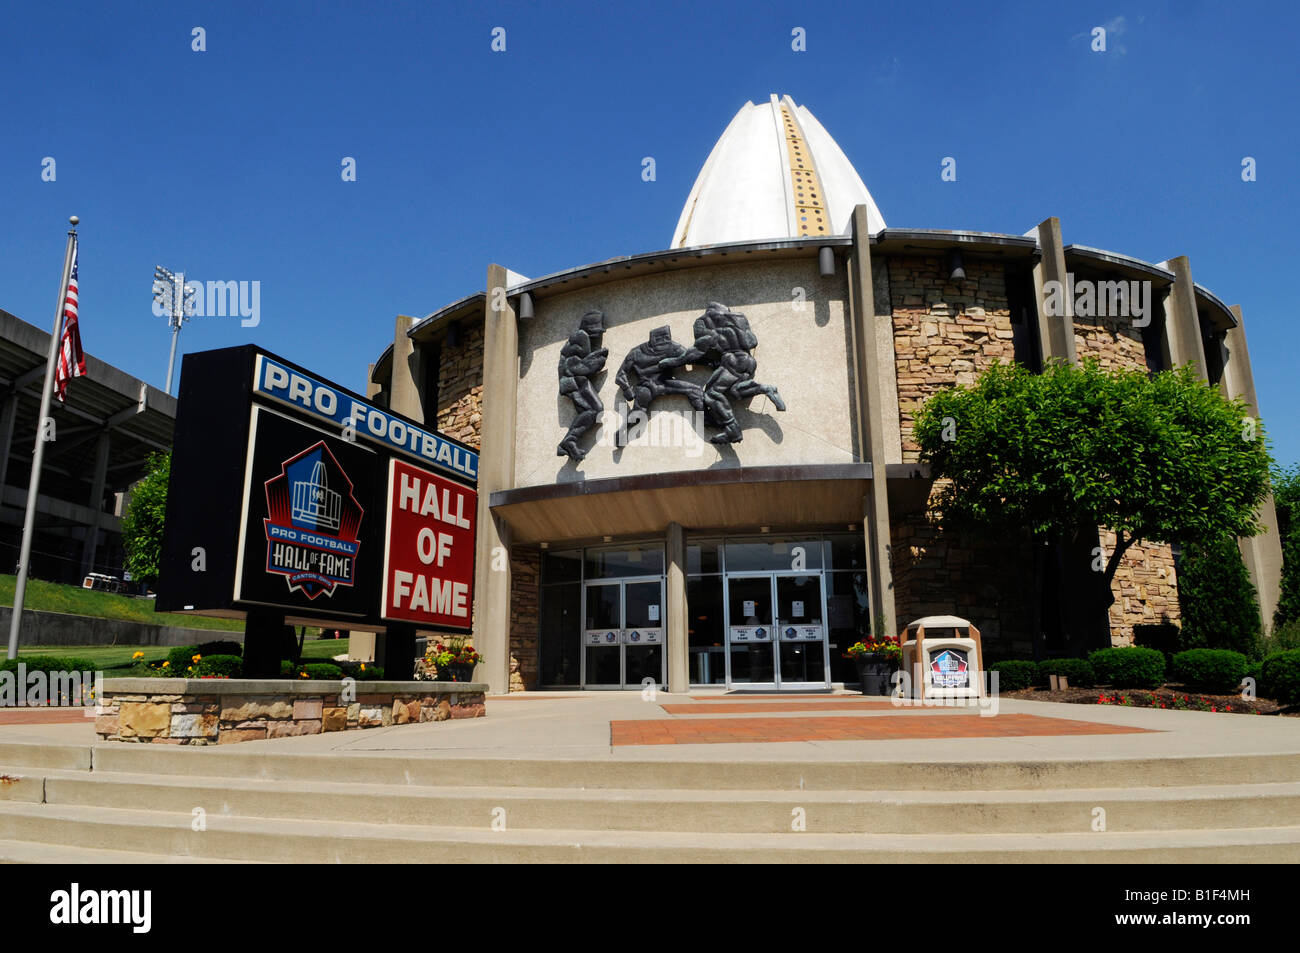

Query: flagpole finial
[69,216,79,227]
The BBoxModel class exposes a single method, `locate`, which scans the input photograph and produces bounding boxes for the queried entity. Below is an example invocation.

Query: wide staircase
[0,739,1298,862]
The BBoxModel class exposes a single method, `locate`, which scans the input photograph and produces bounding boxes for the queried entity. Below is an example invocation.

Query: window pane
[540,581,581,685]
[541,549,582,584]
[824,533,867,571]
[686,540,720,575]
[724,538,822,573]
[687,576,725,684]
[584,546,664,579]
[826,570,871,685]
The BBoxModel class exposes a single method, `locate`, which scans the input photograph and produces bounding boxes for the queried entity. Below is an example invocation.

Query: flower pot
[856,653,894,696]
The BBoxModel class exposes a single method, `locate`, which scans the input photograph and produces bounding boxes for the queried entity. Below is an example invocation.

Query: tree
[121,451,170,586]
[914,359,1274,650]
[1177,533,1260,655]
[1272,464,1300,627]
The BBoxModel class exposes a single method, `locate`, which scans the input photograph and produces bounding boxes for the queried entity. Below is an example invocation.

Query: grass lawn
[16,637,351,671]
[1,575,244,632]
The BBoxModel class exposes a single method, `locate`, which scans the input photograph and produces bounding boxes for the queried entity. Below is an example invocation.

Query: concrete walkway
[6,691,1297,764]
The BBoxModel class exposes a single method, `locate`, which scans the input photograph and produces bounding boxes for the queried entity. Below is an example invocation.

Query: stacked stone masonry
[95,681,486,745]
[509,546,541,692]
[435,322,484,450]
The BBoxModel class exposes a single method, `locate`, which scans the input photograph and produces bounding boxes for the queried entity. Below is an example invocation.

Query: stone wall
[509,546,541,691]
[434,321,484,449]
[1071,269,1151,372]
[1100,532,1181,645]
[95,679,486,745]
[888,255,1015,463]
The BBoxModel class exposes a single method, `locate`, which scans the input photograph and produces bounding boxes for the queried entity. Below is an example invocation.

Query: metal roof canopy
[0,308,176,525]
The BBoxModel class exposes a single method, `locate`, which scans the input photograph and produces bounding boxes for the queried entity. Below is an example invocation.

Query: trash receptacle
[899,615,984,702]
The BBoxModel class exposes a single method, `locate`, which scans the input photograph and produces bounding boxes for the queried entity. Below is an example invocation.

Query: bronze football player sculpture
[615,325,705,414]
[658,302,785,444]
[557,310,608,460]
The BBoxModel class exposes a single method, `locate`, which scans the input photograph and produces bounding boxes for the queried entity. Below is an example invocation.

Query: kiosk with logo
[899,615,984,701]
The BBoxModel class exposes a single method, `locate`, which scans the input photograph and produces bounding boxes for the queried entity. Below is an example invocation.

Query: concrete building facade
[367,95,1283,693]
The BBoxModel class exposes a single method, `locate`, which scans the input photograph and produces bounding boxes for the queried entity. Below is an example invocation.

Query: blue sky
[2,1,1297,465]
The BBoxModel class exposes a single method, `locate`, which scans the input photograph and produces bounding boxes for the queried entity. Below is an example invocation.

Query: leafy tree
[914,359,1274,650]
[121,451,170,585]
[1272,464,1300,627]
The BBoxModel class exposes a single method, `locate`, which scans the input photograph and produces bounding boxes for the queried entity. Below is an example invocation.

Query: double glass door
[583,578,665,689]
[726,573,829,690]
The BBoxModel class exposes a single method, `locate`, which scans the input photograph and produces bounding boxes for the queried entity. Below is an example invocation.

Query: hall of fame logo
[262,442,363,599]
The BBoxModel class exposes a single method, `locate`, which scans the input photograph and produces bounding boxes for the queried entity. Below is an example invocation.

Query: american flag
[55,241,84,402]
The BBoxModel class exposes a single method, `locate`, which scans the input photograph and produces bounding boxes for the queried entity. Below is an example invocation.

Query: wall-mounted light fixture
[518,292,534,319]
[445,321,461,348]
[818,246,835,278]
[947,249,966,281]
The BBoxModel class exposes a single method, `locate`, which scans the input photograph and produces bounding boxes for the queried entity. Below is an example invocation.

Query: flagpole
[6,216,79,660]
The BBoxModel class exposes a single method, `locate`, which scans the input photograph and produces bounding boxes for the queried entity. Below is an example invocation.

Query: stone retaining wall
[95,678,486,745]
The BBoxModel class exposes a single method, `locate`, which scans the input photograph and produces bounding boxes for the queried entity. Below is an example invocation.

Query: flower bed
[95,677,487,745]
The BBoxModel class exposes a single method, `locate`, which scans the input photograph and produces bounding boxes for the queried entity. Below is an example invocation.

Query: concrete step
[0,801,1295,863]
[0,742,90,771]
[88,745,1300,792]
[35,771,1300,835]
[0,837,249,864]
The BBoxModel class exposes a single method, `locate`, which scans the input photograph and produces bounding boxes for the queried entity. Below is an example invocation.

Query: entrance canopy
[489,464,872,544]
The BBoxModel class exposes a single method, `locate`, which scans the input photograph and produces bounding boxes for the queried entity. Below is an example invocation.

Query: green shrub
[300,663,343,680]
[167,644,200,672]
[1170,649,1249,694]
[280,659,296,677]
[194,654,242,678]
[194,640,242,659]
[1088,647,1166,689]
[988,660,1038,692]
[1038,658,1095,686]
[1245,661,1263,693]
[337,660,384,681]
[1261,649,1300,705]
[1257,619,1300,659]
[0,655,97,674]
[1177,535,1260,655]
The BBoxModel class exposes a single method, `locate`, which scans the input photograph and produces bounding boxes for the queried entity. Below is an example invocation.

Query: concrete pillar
[389,315,423,422]
[472,265,520,693]
[1160,257,1208,378]
[848,205,897,635]
[1223,304,1284,632]
[80,430,110,577]
[365,363,380,400]
[1029,217,1079,364]
[0,394,17,497]
[665,521,689,693]
[349,631,376,661]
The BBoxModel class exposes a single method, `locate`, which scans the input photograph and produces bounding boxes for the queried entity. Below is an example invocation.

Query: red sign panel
[380,458,477,629]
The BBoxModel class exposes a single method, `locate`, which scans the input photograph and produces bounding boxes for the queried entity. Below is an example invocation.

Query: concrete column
[0,394,17,504]
[365,363,380,400]
[472,265,520,693]
[389,315,423,422]
[1223,304,1284,632]
[80,430,110,577]
[848,205,898,635]
[1029,217,1079,365]
[1160,257,1208,378]
[665,521,689,693]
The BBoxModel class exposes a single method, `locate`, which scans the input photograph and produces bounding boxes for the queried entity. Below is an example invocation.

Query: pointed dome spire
[672,95,886,248]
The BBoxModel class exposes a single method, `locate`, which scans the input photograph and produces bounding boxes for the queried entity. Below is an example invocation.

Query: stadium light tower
[154,265,195,395]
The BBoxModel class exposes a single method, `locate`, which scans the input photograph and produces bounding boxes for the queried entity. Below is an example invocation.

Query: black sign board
[156,345,478,632]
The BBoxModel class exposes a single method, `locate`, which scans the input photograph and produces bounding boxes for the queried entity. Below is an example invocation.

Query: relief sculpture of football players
[556,310,608,460]
[615,325,705,415]
[657,302,785,444]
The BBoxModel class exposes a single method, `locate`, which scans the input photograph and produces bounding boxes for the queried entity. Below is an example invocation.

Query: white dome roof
[672,94,886,248]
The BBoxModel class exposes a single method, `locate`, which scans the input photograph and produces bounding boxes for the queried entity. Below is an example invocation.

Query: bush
[194,640,243,659]
[1245,661,1263,693]
[1257,619,1300,659]
[1038,658,1095,687]
[988,660,1038,692]
[194,654,242,678]
[337,660,384,681]
[1088,647,1166,689]
[0,655,97,674]
[1170,649,1249,694]
[1177,535,1261,655]
[300,663,343,680]
[167,644,200,672]
[1261,649,1300,706]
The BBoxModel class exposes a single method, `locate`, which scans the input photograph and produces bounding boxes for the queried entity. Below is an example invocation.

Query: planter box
[95,678,487,746]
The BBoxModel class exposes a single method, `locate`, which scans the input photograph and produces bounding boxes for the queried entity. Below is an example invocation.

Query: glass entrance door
[582,578,665,689]
[725,573,829,690]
